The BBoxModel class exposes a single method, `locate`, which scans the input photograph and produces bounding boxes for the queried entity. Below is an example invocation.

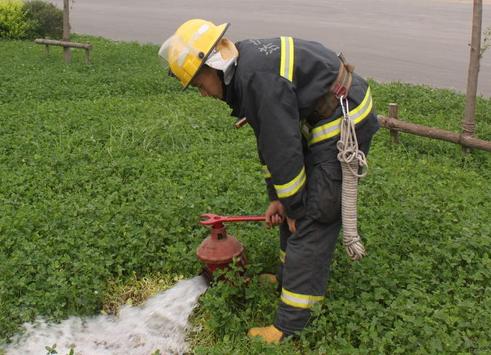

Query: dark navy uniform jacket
[223,37,379,219]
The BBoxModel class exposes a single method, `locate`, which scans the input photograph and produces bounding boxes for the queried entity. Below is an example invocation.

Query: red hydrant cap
[196,233,244,263]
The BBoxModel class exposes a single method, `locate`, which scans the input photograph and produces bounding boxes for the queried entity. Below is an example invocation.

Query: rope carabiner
[337,96,368,178]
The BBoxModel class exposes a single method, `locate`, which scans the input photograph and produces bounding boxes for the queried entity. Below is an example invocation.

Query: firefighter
[159,19,379,343]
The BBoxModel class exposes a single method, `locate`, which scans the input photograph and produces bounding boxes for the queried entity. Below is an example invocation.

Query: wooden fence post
[461,0,482,152]
[388,103,400,144]
[63,0,71,64]
[85,48,91,64]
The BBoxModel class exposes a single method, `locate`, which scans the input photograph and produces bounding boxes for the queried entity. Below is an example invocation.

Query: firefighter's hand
[265,200,285,228]
[287,217,296,233]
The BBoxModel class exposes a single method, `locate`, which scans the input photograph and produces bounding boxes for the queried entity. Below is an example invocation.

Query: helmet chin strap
[217,70,227,97]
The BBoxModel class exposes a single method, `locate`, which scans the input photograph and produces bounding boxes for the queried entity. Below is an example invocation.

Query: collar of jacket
[223,72,241,118]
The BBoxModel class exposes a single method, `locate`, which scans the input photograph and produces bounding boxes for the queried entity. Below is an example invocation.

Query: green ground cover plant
[0,36,490,354]
[0,0,30,39]
[0,0,62,40]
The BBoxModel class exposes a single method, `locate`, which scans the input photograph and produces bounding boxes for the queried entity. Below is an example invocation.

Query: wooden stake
[388,103,400,144]
[461,0,482,151]
[85,48,91,64]
[63,0,71,64]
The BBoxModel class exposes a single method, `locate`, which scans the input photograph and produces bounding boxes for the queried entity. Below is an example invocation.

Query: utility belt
[306,53,354,126]
[302,54,373,146]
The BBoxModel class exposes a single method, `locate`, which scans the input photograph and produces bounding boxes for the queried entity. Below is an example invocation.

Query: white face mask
[205,48,237,85]
[206,48,236,71]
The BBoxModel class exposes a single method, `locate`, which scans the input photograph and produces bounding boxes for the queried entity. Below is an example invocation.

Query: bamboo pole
[378,115,491,152]
[35,39,92,49]
[461,0,482,150]
[63,0,71,64]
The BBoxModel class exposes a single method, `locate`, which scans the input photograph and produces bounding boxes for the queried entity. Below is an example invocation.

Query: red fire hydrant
[197,213,265,281]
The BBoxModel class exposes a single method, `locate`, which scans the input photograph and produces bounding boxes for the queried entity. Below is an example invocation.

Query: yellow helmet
[159,19,230,89]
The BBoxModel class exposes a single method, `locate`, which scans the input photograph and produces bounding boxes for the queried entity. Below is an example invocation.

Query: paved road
[54,0,490,96]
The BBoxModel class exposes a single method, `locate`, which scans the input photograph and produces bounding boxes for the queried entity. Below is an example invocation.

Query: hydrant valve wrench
[200,213,266,228]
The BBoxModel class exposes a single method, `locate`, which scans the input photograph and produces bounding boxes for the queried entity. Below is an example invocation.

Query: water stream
[4,276,208,355]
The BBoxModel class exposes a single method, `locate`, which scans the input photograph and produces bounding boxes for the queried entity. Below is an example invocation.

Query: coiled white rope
[337,96,368,261]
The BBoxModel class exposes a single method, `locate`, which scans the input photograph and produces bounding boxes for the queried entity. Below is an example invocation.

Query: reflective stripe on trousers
[281,288,324,309]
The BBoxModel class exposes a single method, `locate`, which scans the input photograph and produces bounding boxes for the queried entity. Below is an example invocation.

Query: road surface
[54,0,490,96]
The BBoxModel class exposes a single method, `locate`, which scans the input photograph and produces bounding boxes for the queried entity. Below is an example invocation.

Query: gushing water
[4,276,208,355]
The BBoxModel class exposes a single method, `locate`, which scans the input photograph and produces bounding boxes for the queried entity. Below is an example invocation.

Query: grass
[101,272,185,315]
[0,35,490,354]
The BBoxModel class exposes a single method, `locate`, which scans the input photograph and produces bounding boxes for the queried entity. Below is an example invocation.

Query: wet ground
[54,0,490,96]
